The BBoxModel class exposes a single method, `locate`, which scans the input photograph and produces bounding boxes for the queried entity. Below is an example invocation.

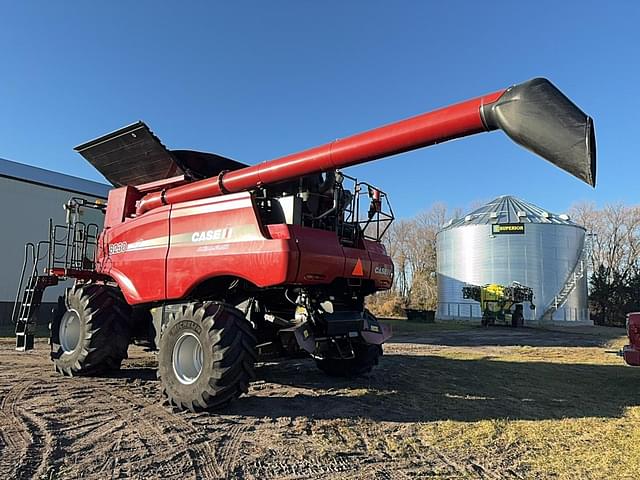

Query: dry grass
[318,323,640,479]
[408,345,640,479]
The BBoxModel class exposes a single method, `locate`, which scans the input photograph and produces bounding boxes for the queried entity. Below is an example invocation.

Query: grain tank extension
[13,78,596,411]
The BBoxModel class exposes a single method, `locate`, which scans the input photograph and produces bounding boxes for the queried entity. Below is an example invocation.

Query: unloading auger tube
[136,77,596,215]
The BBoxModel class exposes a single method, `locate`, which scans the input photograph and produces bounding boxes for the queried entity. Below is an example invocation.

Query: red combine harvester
[13,78,596,411]
[621,313,640,366]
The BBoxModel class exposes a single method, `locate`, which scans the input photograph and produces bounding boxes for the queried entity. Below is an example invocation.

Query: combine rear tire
[158,302,257,412]
[50,283,132,376]
[315,343,382,377]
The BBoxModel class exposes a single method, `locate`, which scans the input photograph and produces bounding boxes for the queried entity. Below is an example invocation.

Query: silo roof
[441,195,580,231]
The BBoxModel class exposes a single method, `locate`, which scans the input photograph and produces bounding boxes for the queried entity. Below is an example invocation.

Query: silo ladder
[542,243,588,321]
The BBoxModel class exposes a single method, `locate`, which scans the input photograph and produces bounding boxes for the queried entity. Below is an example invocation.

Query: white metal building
[0,157,110,326]
[436,195,590,325]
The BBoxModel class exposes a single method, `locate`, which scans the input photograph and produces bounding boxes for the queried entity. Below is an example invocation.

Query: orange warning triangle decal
[352,258,364,276]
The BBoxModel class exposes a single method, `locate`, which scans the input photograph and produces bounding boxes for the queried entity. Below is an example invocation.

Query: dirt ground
[0,323,638,480]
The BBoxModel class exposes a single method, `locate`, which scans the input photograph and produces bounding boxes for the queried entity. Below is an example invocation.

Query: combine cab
[13,78,596,411]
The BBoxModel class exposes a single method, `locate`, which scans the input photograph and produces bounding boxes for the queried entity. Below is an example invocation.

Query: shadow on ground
[109,367,158,381]
[108,324,636,423]
[390,325,625,348]
[220,353,640,423]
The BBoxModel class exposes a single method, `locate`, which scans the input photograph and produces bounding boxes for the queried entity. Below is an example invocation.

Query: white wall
[0,176,105,311]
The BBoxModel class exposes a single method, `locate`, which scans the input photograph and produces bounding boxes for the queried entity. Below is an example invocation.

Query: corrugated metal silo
[436,195,589,324]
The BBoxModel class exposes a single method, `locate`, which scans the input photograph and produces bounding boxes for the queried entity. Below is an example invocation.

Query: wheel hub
[59,310,81,353]
[172,332,204,385]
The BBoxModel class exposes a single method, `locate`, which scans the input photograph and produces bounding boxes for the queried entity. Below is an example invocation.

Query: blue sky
[1,1,638,219]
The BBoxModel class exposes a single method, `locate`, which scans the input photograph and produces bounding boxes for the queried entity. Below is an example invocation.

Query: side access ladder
[13,243,58,351]
[12,216,101,351]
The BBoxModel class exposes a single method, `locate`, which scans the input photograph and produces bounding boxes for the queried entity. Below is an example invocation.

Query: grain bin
[436,195,589,324]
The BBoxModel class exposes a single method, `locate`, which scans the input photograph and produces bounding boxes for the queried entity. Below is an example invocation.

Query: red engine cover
[96,189,393,305]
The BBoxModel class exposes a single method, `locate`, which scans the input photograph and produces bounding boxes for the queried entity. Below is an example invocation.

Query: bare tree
[376,202,455,312]
[570,201,640,282]
[569,201,640,324]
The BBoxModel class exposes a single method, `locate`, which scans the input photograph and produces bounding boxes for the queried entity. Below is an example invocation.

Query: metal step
[16,331,34,351]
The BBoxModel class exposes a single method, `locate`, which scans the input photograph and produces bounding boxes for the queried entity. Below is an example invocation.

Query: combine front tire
[315,343,382,377]
[50,283,132,376]
[158,302,257,412]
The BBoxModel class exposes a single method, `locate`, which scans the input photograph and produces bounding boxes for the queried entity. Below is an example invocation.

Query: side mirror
[368,187,382,219]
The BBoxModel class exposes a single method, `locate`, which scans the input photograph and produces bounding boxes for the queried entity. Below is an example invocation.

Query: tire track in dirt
[147,406,225,479]
[96,382,226,479]
[2,376,175,479]
[139,397,225,478]
[0,338,539,479]
[216,421,249,475]
[0,362,225,479]
[1,370,465,479]
[234,454,363,479]
[0,381,34,479]
[18,406,59,480]
[0,380,58,480]
[89,386,191,478]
